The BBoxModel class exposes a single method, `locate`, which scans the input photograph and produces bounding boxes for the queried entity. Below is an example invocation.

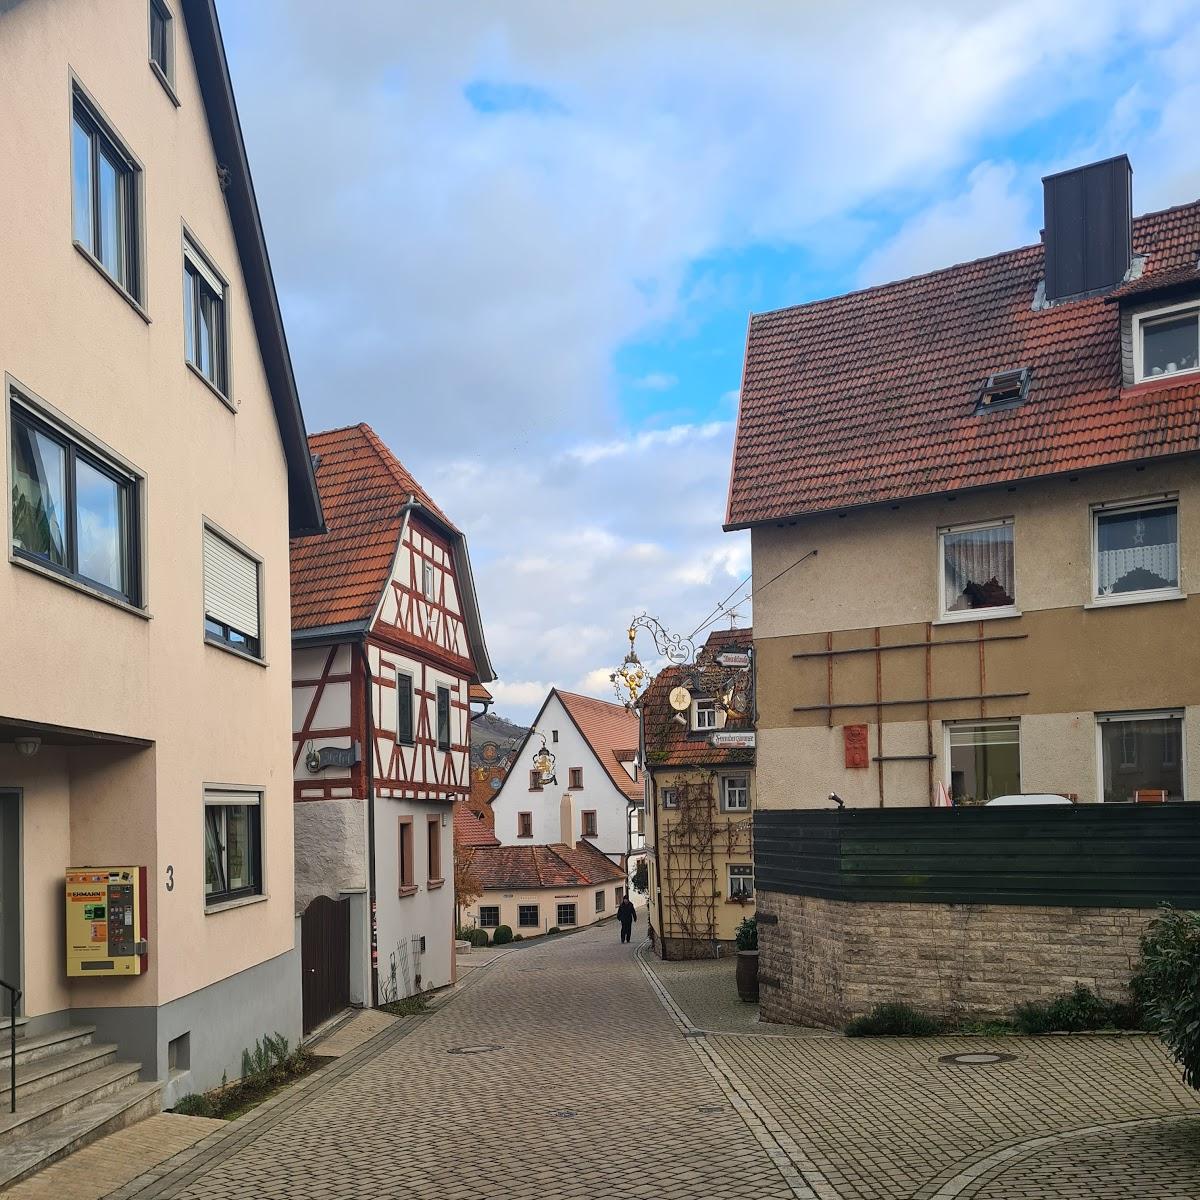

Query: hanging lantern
[531,736,557,786]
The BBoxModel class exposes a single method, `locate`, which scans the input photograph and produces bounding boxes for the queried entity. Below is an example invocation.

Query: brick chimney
[559,792,574,847]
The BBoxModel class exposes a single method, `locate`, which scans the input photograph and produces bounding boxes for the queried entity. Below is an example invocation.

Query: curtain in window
[943,525,1014,611]
[1096,508,1178,594]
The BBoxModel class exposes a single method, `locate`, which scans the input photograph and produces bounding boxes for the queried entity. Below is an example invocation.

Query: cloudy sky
[220,0,1200,722]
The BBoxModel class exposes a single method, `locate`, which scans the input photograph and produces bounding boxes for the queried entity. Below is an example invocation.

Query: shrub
[491,924,513,945]
[631,860,649,894]
[466,928,490,947]
[734,916,758,952]
[1132,906,1200,1089]
[547,926,561,936]
[1011,984,1141,1035]
[845,1002,946,1037]
[512,934,524,941]
[173,1092,216,1117]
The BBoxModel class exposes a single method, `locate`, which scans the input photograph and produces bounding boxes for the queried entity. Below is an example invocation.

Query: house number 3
[165,865,174,892]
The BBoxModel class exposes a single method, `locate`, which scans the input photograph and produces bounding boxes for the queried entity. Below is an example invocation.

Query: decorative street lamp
[610,614,698,707]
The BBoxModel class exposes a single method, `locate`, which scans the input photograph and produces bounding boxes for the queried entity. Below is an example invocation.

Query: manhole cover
[938,1051,1018,1066]
[447,1044,504,1055]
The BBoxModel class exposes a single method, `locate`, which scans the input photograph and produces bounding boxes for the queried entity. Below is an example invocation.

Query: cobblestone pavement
[84,927,1200,1200]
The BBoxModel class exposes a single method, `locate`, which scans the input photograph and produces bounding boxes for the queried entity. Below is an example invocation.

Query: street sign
[716,651,751,668]
[710,731,755,748]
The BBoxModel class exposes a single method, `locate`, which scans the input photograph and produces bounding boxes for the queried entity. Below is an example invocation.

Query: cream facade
[461,883,623,938]
[751,458,1200,809]
[0,0,322,1099]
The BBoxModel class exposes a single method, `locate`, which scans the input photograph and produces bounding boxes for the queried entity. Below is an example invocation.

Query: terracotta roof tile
[726,201,1200,528]
[454,801,500,848]
[642,628,755,769]
[556,690,643,802]
[290,423,460,631]
[469,841,624,890]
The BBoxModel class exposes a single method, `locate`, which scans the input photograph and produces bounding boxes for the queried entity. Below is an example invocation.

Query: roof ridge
[750,197,1200,324]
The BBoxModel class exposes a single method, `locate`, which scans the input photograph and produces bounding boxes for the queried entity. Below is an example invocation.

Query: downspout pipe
[357,639,379,1009]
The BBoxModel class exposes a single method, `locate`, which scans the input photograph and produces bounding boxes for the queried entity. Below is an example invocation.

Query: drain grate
[938,1051,1018,1066]
[697,1104,725,1113]
[447,1044,505,1056]
[553,1109,577,1118]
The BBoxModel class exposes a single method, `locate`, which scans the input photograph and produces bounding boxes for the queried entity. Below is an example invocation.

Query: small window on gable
[149,0,175,93]
[976,368,1030,412]
[1135,304,1200,382]
[422,560,435,600]
[184,235,230,399]
[693,699,717,731]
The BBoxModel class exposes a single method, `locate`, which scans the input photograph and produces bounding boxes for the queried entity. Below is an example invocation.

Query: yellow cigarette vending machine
[65,867,147,976]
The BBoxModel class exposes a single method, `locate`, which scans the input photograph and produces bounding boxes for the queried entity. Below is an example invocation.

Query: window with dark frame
[10,402,140,605]
[556,903,577,927]
[71,89,141,301]
[396,673,414,745]
[204,791,261,906]
[427,818,441,882]
[569,767,583,789]
[398,818,414,891]
[528,770,543,792]
[595,889,605,912]
[582,810,598,837]
[518,811,533,838]
[436,686,451,750]
[517,904,539,928]
[149,0,174,88]
[184,237,229,397]
[661,788,678,808]
[203,526,261,657]
[479,905,500,929]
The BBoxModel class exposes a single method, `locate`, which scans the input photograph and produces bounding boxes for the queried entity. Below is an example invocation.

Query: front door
[0,792,19,1020]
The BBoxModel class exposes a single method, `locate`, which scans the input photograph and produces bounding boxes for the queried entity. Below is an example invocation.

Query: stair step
[0,1025,96,1068]
[0,1080,161,1190]
[0,1061,144,1148]
[0,1043,118,1101]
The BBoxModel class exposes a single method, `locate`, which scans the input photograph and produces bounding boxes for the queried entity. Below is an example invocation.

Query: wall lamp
[15,736,41,758]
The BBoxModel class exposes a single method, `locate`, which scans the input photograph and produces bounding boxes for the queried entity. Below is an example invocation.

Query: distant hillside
[470,712,528,769]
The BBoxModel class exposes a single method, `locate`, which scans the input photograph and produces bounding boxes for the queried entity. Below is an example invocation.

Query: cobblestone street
[39,923,1200,1200]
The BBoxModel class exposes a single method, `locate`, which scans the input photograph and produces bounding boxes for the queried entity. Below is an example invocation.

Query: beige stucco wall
[462,880,624,936]
[0,0,297,1014]
[751,459,1200,808]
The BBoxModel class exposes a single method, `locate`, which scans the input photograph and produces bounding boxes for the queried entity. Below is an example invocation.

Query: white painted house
[489,690,645,880]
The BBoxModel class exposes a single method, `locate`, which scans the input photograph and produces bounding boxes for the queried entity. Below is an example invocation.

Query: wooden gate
[301,895,350,1035]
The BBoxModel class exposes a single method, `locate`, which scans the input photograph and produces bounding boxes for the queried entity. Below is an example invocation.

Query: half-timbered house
[290,424,493,1012]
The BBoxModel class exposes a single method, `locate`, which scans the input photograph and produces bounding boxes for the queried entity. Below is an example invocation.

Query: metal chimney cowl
[1042,155,1132,303]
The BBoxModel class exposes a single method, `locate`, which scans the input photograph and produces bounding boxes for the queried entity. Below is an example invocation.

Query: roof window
[976,368,1030,412]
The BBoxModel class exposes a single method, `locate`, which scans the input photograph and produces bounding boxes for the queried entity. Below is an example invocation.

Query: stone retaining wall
[757,891,1153,1028]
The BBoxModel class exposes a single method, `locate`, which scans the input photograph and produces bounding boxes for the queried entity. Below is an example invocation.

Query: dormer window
[1134,303,1200,382]
[976,368,1030,411]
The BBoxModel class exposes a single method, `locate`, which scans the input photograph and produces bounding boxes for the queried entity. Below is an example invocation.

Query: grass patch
[845,1002,946,1037]
[380,995,430,1017]
[171,1034,326,1121]
[1011,985,1142,1035]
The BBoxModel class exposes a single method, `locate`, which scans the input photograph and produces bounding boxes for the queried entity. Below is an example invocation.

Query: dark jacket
[617,899,637,926]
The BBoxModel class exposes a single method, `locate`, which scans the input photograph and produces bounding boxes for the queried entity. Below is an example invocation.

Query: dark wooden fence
[755,805,1200,908]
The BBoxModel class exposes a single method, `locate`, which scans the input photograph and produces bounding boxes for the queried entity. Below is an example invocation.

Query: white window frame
[728,864,754,899]
[422,559,435,600]
[721,774,750,812]
[1095,710,1186,803]
[1090,495,1182,607]
[693,698,718,731]
[1132,299,1200,385]
[937,517,1018,623]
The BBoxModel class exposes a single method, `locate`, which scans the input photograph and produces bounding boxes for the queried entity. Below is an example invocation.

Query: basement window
[976,368,1030,411]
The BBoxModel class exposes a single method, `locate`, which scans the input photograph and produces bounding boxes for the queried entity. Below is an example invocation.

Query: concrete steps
[0,1027,160,1191]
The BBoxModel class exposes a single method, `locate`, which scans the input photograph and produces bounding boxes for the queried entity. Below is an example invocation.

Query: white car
[985,794,1073,806]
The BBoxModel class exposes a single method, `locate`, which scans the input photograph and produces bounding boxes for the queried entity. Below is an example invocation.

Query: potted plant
[735,916,758,1003]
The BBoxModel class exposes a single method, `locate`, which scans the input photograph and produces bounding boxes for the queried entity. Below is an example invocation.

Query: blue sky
[219,0,1200,722]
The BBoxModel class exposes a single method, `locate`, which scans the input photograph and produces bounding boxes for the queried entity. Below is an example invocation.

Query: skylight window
[976,368,1030,411]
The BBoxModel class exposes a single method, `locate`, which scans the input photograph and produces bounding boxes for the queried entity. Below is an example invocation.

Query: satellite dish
[669,686,692,713]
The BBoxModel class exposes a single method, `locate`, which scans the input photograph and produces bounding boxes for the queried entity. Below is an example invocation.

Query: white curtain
[1097,542,1177,594]
[944,525,1014,609]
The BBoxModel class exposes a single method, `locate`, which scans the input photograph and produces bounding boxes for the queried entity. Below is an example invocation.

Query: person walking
[617,893,637,944]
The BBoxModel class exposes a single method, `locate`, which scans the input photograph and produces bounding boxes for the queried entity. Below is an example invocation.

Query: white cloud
[216,1,1200,721]
[633,371,678,391]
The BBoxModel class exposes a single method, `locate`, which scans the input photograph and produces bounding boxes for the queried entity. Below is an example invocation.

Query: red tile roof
[468,840,624,891]
[726,201,1200,528]
[469,682,493,703]
[454,801,500,849]
[641,628,755,769]
[290,423,458,631]
[556,690,642,802]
